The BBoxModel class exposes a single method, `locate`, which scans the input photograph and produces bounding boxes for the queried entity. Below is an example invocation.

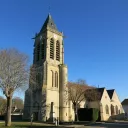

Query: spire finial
[48,6,51,14]
[48,0,51,14]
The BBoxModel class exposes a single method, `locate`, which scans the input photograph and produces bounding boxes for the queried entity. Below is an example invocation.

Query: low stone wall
[110,113,125,120]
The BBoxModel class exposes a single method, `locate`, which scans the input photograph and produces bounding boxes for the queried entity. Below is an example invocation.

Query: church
[23,14,124,122]
[23,14,69,121]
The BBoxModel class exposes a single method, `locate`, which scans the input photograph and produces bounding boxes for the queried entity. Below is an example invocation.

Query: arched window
[36,73,41,85]
[55,72,58,88]
[116,105,118,115]
[41,39,45,59]
[50,70,54,87]
[36,43,40,61]
[50,38,54,59]
[111,104,114,115]
[56,41,60,61]
[105,105,109,114]
[100,103,103,113]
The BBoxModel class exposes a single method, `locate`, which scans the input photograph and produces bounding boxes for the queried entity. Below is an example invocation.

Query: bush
[78,108,99,121]
[92,108,99,122]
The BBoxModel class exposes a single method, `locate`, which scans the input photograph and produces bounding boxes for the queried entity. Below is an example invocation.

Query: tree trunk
[5,97,12,126]
[74,104,78,122]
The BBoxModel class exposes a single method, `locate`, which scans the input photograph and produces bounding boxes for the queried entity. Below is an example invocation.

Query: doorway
[33,112,38,121]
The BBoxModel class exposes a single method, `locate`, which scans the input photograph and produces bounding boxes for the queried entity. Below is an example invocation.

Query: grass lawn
[0,122,56,128]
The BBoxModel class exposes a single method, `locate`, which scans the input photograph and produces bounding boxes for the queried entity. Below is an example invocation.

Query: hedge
[78,108,99,121]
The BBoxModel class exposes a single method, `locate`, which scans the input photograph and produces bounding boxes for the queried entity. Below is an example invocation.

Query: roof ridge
[107,89,115,91]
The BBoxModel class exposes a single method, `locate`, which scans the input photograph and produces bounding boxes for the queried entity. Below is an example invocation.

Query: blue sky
[0,0,128,101]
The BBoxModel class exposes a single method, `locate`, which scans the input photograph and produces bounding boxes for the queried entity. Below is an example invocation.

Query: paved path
[83,122,128,128]
[60,122,128,128]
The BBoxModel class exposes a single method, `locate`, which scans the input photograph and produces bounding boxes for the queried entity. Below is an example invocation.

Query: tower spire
[40,14,58,33]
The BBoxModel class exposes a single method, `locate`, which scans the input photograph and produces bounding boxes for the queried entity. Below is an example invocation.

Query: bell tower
[33,14,64,65]
[24,14,69,121]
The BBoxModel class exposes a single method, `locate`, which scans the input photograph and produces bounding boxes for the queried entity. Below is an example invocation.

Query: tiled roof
[107,89,115,99]
[122,99,128,105]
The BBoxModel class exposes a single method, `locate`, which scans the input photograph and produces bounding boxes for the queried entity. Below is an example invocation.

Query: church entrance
[33,112,38,121]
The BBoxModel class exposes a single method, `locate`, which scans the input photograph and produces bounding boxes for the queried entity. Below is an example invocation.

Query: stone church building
[23,14,69,121]
[23,14,124,122]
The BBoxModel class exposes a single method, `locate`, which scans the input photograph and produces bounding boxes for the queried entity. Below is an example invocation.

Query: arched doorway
[111,104,114,115]
[33,102,39,121]
[115,105,118,115]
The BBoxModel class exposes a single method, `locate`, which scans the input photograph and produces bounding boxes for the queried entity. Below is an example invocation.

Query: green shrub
[92,108,99,122]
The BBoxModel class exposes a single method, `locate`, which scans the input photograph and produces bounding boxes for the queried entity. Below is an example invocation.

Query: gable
[111,90,121,104]
[101,89,110,102]
[107,89,114,99]
[97,88,105,100]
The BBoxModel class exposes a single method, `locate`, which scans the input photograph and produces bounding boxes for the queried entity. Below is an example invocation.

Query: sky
[0,0,128,101]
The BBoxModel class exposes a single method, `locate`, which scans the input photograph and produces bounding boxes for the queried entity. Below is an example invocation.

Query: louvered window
[56,41,60,61]
[37,43,40,61]
[50,38,54,59]
[41,39,45,59]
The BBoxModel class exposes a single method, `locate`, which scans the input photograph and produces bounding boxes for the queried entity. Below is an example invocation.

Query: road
[83,122,128,128]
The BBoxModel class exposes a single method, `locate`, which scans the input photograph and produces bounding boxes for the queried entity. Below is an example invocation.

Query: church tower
[23,14,69,121]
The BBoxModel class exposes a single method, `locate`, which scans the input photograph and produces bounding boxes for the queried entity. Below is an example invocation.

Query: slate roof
[107,89,115,99]
[96,88,105,100]
[40,14,58,33]
[122,99,128,105]
[84,87,105,101]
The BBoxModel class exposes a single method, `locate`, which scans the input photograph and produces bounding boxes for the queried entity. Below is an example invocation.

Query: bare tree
[0,49,29,126]
[84,88,101,102]
[66,79,92,121]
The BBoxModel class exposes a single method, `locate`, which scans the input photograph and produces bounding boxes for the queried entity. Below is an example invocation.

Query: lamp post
[30,113,33,127]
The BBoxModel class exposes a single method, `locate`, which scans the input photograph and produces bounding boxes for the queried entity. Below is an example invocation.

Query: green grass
[0,122,55,128]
